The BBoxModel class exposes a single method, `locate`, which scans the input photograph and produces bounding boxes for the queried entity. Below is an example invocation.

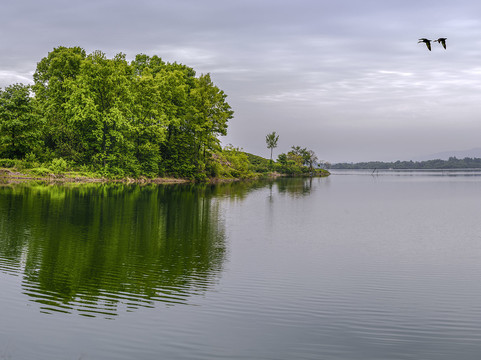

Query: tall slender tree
[265,131,279,162]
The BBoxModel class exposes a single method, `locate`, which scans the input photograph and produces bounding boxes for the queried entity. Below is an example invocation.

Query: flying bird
[434,38,447,49]
[418,38,432,51]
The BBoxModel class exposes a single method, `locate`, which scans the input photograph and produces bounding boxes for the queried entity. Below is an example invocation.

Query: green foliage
[162,72,233,178]
[33,46,87,160]
[0,84,42,159]
[64,51,135,169]
[0,158,16,168]
[50,158,68,174]
[244,152,271,173]
[2,47,329,181]
[276,154,304,175]
[206,146,254,179]
[275,146,321,175]
[30,167,53,176]
[222,146,252,178]
[23,152,40,169]
[0,46,235,179]
[24,152,37,164]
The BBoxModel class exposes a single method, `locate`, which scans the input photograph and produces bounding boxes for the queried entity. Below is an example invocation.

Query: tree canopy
[0,84,41,159]
[0,47,330,181]
[0,46,234,179]
[275,146,321,175]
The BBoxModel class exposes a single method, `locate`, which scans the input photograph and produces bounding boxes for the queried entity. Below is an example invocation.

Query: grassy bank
[0,167,190,184]
[0,153,329,185]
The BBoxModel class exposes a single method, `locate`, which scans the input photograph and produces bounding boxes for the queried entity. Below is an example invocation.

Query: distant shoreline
[331,157,481,170]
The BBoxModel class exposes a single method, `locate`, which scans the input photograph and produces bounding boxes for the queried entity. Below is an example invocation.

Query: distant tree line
[0,46,233,180]
[332,157,481,169]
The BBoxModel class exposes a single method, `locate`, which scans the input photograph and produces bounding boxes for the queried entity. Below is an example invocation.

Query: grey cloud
[2,0,481,162]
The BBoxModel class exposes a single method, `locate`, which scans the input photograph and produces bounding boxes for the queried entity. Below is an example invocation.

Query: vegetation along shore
[0,46,329,183]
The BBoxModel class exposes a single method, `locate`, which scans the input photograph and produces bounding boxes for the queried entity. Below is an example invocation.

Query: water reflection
[276,177,315,197]
[0,183,227,318]
[0,178,326,318]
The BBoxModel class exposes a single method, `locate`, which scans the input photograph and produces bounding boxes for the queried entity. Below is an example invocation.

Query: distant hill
[414,147,481,161]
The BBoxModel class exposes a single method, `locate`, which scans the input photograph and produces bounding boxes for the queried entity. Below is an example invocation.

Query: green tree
[130,68,167,175]
[162,72,233,178]
[33,46,86,160]
[277,153,288,165]
[289,145,317,169]
[64,51,135,173]
[265,131,279,162]
[2,47,236,179]
[156,63,197,177]
[189,74,233,167]
[0,84,41,159]
[289,146,307,167]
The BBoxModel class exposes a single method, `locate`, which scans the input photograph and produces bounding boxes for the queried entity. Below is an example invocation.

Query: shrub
[0,159,16,168]
[194,172,208,183]
[30,167,52,177]
[24,152,40,169]
[50,158,68,174]
[206,160,223,178]
[245,152,271,173]
[100,166,125,179]
[222,146,252,178]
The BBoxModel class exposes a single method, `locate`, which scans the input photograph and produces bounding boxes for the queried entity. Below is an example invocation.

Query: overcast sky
[2,0,481,162]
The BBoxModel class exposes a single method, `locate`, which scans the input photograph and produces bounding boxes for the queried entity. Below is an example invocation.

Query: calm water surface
[2,172,481,359]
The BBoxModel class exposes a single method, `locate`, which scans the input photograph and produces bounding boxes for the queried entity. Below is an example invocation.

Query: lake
[2,171,481,359]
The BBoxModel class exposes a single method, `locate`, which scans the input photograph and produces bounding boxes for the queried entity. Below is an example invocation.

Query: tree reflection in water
[276,177,314,197]
[0,178,323,317]
[0,183,228,318]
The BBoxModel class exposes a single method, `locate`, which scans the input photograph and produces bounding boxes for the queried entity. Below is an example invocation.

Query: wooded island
[0,47,328,182]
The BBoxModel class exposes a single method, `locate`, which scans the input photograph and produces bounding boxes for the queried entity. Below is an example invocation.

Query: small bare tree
[305,149,318,173]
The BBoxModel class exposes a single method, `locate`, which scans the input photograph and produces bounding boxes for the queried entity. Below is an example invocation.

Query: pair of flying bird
[418,38,447,51]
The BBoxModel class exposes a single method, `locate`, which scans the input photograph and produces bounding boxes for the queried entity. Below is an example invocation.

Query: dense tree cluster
[0,47,233,179]
[276,146,321,175]
[332,157,481,169]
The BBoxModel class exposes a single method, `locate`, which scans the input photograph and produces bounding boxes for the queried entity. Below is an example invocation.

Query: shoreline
[0,168,284,185]
[0,168,191,185]
[0,168,327,186]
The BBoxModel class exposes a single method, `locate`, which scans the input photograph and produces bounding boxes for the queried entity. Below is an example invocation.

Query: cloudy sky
[2,0,481,162]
